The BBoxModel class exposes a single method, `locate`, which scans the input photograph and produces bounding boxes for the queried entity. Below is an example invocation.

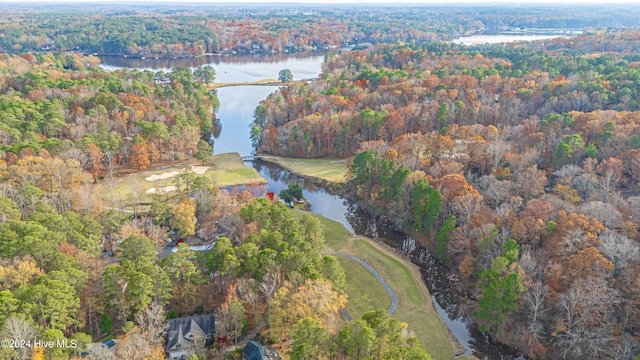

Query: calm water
[100,53,324,82]
[100,50,524,360]
[213,86,276,156]
[452,33,568,46]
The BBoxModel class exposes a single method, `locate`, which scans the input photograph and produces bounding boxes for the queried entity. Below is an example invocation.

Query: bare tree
[0,317,39,360]
[452,193,483,238]
[61,147,88,168]
[259,272,278,317]
[238,278,261,327]
[114,330,154,360]
[571,173,599,200]
[555,278,620,359]
[135,301,168,345]
[229,299,245,346]
[562,229,590,256]
[104,150,118,206]
[145,223,168,250]
[525,282,548,342]
[598,231,639,278]
[519,247,542,281]
[214,303,230,340]
[481,177,514,208]
[609,336,637,360]
[84,343,116,360]
[486,142,509,170]
[579,201,623,229]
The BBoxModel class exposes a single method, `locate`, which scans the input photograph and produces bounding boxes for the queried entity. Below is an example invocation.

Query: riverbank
[257,155,348,184]
[295,209,460,360]
[344,237,462,360]
[94,152,266,211]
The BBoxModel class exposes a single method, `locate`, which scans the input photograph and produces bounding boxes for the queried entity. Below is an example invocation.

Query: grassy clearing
[95,152,266,211]
[337,256,392,320]
[259,155,348,183]
[342,238,454,360]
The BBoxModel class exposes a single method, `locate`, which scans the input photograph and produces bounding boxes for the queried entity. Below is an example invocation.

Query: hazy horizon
[2,0,639,4]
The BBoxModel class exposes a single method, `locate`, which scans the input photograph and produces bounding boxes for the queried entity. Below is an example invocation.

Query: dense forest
[254,30,640,359]
[0,52,219,173]
[1,4,640,57]
[0,51,432,358]
[2,3,640,359]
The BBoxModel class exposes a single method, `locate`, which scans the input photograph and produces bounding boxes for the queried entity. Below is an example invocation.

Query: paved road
[329,252,398,316]
[339,308,352,322]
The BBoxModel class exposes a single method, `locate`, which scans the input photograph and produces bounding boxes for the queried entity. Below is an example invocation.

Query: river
[100,42,529,359]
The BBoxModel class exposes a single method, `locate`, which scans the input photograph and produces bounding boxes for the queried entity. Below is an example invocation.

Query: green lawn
[95,152,266,211]
[337,256,392,320]
[259,155,348,183]
[343,239,454,360]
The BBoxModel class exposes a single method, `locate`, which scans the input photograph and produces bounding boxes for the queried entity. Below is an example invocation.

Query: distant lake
[452,33,570,46]
[99,53,324,83]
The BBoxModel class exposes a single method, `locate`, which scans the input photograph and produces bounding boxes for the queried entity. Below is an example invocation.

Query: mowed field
[294,209,455,360]
[259,155,348,183]
[341,239,453,360]
[95,152,266,211]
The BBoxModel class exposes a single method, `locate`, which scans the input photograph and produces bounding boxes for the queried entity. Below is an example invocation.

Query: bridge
[240,155,261,161]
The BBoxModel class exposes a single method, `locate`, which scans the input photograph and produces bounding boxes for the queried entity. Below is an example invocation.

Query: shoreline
[347,236,468,359]
[205,79,304,90]
[256,154,347,187]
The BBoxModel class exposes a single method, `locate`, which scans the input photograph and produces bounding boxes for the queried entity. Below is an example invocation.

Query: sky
[3,0,639,4]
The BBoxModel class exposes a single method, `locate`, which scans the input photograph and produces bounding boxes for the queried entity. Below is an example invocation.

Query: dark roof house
[166,314,215,359]
[242,341,282,360]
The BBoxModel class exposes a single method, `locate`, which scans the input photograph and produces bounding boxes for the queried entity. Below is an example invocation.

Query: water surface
[100,50,524,360]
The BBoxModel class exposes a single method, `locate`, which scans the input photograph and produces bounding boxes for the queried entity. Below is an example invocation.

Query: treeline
[3,4,640,57]
[254,32,640,165]
[257,31,640,359]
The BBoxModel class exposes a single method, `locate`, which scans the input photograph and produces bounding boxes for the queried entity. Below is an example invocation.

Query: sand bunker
[191,165,210,175]
[146,186,178,194]
[146,171,181,181]
[145,166,210,181]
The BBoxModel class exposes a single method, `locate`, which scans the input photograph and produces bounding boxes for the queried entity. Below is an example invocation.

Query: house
[166,314,216,359]
[242,341,282,360]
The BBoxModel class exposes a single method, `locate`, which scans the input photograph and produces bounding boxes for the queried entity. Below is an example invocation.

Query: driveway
[329,252,399,316]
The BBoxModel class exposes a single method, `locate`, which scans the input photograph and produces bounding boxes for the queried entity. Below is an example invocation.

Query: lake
[452,33,570,46]
[100,47,525,360]
[99,53,325,82]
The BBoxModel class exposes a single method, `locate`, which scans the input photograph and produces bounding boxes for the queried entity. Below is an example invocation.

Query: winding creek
[99,44,533,359]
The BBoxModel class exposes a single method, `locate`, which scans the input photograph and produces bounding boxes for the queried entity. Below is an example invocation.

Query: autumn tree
[85,143,104,183]
[170,201,197,238]
[129,135,151,171]
[268,279,346,341]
